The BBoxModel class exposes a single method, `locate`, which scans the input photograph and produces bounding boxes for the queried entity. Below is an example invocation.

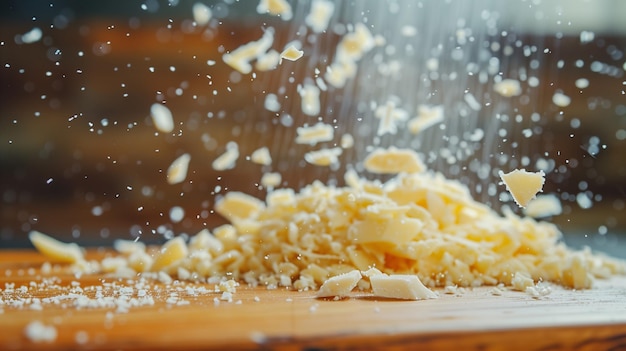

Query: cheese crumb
[150,103,175,133]
[256,0,293,20]
[29,230,84,264]
[304,147,342,167]
[340,133,354,149]
[305,0,334,33]
[151,237,188,272]
[215,191,265,223]
[408,105,444,135]
[24,321,57,343]
[250,147,272,166]
[223,28,274,74]
[255,50,281,71]
[494,79,522,97]
[363,147,425,174]
[212,142,239,171]
[317,270,362,298]
[370,274,437,300]
[280,45,304,62]
[166,153,191,185]
[511,272,534,291]
[192,2,212,26]
[524,194,562,218]
[499,169,545,208]
[295,122,334,145]
[552,92,571,107]
[260,172,282,188]
[299,83,321,116]
[374,100,409,136]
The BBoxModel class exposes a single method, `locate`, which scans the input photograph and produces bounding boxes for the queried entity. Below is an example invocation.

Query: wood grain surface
[1,249,625,350]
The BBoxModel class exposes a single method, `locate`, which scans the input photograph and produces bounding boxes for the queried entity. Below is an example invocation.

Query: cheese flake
[29,230,84,264]
[280,45,304,62]
[167,153,191,185]
[499,169,545,208]
[212,142,239,171]
[408,105,444,135]
[370,274,437,300]
[305,0,335,33]
[494,79,522,97]
[304,147,342,167]
[317,270,362,298]
[150,103,174,133]
[363,147,425,174]
[295,122,334,145]
[250,146,272,166]
[223,28,274,74]
[257,0,293,20]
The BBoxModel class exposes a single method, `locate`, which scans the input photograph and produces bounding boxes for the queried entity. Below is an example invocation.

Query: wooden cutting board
[1,249,625,351]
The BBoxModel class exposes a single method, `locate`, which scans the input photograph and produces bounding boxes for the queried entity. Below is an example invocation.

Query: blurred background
[0,0,625,257]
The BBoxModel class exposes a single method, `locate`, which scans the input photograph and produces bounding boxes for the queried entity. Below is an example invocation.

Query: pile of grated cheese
[31,150,625,292]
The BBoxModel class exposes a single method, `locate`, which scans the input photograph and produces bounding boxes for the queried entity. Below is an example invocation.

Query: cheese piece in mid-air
[215,191,265,223]
[363,147,425,174]
[250,147,272,166]
[257,0,293,20]
[305,0,335,33]
[524,194,562,218]
[499,169,545,208]
[317,270,362,298]
[304,147,342,167]
[167,153,191,185]
[222,28,274,74]
[29,231,84,264]
[280,45,304,62]
[369,274,437,300]
[494,79,522,97]
[408,105,444,135]
[150,103,174,133]
[295,122,334,145]
[212,142,239,171]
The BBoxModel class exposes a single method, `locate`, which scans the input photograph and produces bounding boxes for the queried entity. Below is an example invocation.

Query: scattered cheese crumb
[150,103,175,133]
[295,122,334,145]
[305,0,334,33]
[24,321,57,343]
[257,0,293,20]
[499,169,545,208]
[511,272,534,291]
[552,92,571,107]
[304,147,342,167]
[370,274,437,300]
[280,45,304,62]
[151,237,189,272]
[166,153,191,185]
[494,79,522,97]
[524,194,562,218]
[298,83,320,116]
[374,100,409,136]
[363,147,425,174]
[255,50,281,71]
[250,147,272,166]
[215,191,265,223]
[223,29,274,74]
[408,105,444,135]
[317,270,362,298]
[340,133,354,149]
[212,142,239,171]
[192,2,212,26]
[260,172,281,188]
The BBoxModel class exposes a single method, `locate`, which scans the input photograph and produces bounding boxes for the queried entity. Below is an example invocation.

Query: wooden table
[1,249,625,350]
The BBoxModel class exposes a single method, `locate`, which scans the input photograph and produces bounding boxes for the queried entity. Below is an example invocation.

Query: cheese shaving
[499,169,545,208]
[166,153,191,185]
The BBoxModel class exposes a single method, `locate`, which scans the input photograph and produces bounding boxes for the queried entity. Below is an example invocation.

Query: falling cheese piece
[524,194,562,218]
[192,2,212,26]
[215,191,265,223]
[250,147,272,166]
[369,274,437,300]
[222,29,274,74]
[29,231,84,264]
[260,172,281,188]
[280,45,304,62]
[408,105,444,135]
[256,0,293,20]
[304,147,342,167]
[317,270,362,298]
[363,147,425,174]
[166,153,191,185]
[499,169,545,208]
[494,79,522,97]
[150,103,174,133]
[295,122,334,145]
[151,236,188,272]
[305,0,334,33]
[212,142,239,171]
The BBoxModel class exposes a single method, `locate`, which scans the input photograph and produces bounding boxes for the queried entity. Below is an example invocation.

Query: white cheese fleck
[166,153,191,185]
[150,103,175,133]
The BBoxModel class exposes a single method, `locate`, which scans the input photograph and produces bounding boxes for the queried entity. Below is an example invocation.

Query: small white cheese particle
[524,194,562,218]
[257,0,293,20]
[552,92,571,107]
[305,0,334,33]
[304,147,342,167]
[260,172,282,188]
[192,3,212,26]
[24,321,57,343]
[212,142,239,171]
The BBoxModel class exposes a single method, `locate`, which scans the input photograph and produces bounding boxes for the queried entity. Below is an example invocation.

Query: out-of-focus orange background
[1,1,625,257]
